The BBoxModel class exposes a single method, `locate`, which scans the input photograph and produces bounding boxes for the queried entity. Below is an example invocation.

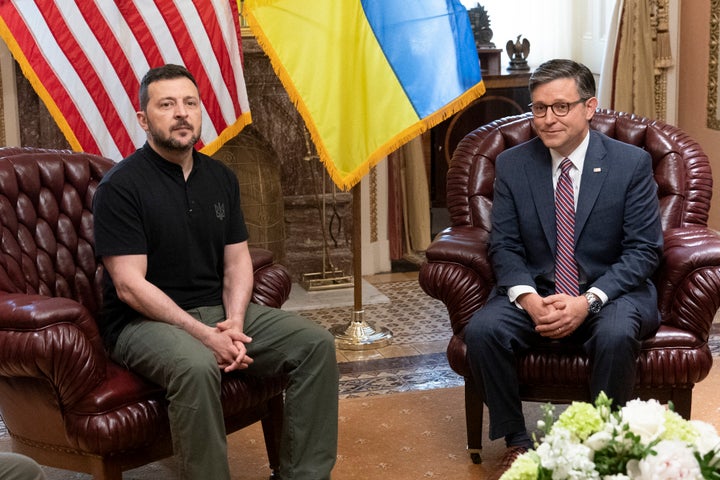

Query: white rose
[627,440,703,480]
[619,399,666,444]
[689,420,720,458]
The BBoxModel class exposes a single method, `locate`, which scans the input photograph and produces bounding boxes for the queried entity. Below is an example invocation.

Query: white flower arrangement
[500,392,720,480]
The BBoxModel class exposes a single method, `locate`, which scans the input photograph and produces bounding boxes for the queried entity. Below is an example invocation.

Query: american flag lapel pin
[593,167,602,173]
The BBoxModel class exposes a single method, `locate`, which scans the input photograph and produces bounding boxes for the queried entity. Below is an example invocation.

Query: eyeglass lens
[531,103,570,117]
[529,99,587,117]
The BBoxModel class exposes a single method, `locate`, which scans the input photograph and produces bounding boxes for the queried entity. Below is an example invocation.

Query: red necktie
[555,158,579,296]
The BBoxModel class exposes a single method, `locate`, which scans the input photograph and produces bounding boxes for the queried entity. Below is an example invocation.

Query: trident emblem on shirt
[214,202,225,220]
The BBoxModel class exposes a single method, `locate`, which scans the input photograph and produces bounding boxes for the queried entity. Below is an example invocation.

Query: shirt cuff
[586,286,608,304]
[507,285,538,309]
[507,285,608,309]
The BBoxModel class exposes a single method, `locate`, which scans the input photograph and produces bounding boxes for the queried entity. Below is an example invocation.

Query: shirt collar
[550,130,591,173]
[141,142,202,176]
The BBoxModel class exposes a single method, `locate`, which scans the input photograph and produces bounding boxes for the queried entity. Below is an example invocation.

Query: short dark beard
[147,119,200,153]
[151,132,200,152]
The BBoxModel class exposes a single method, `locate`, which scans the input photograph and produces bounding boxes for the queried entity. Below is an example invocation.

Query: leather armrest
[419,226,492,334]
[424,226,492,274]
[249,247,292,308]
[0,294,106,406]
[655,227,720,340]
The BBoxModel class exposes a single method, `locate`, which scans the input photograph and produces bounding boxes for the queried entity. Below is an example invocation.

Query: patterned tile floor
[309,272,463,397]
[337,352,462,399]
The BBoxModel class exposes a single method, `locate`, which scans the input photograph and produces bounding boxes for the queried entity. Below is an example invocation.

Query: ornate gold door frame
[708,0,720,129]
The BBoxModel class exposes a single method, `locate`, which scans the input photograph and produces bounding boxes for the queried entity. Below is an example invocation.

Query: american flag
[0,0,250,160]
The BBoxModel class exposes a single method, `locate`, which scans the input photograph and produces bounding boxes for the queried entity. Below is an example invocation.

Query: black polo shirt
[93,143,248,347]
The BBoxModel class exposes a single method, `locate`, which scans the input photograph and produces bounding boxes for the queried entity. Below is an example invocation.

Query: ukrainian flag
[245,0,485,191]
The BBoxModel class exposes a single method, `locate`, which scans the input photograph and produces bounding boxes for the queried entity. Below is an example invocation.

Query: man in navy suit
[464,59,663,472]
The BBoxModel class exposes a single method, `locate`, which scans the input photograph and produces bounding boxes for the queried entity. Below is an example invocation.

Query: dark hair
[529,59,596,100]
[138,64,198,111]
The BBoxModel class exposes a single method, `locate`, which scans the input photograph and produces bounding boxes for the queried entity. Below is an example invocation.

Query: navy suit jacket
[489,129,663,321]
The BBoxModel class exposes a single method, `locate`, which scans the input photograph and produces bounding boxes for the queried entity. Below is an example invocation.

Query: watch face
[585,293,602,314]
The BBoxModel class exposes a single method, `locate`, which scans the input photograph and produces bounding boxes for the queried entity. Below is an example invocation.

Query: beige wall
[678,0,720,230]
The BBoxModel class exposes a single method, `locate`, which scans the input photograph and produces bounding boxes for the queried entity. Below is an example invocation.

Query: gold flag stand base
[300,270,353,292]
[329,310,393,350]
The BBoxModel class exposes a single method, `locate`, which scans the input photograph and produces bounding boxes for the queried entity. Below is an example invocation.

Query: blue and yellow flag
[245,0,485,190]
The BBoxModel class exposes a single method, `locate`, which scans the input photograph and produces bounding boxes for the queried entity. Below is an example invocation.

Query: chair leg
[261,394,284,477]
[671,388,693,419]
[465,375,483,464]
[90,460,122,480]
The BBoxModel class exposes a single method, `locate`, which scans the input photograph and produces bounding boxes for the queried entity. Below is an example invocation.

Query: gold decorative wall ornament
[652,0,672,121]
[708,0,720,130]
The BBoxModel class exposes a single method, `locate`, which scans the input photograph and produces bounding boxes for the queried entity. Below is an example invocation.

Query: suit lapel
[523,140,556,248]
[575,131,608,238]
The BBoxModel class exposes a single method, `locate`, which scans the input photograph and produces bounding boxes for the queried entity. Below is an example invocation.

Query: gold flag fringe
[201,111,253,157]
[335,82,486,191]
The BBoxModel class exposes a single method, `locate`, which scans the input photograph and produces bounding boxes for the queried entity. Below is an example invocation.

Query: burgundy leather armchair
[0,147,292,479]
[418,110,719,463]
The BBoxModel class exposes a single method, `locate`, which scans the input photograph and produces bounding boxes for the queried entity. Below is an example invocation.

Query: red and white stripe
[0,0,249,161]
[554,158,579,296]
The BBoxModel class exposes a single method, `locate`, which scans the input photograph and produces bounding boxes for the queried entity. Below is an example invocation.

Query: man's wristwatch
[584,292,602,314]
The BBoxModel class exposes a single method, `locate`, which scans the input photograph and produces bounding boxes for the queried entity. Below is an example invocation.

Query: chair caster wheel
[470,452,482,464]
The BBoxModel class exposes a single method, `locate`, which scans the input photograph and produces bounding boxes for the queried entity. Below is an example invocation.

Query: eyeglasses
[528,99,588,118]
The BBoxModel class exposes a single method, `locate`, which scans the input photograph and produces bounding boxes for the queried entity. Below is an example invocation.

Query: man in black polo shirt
[93,64,338,480]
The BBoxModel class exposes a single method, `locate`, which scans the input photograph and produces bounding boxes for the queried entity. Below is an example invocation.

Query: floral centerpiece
[501,392,720,480]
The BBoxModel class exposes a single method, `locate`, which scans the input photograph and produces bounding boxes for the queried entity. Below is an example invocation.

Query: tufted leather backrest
[447,109,713,234]
[0,148,114,316]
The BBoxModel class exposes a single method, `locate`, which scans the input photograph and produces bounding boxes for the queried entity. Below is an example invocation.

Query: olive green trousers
[111,303,339,480]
